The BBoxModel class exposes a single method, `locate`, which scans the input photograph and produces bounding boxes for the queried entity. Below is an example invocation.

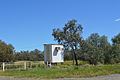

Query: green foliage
[80,33,120,65]
[52,20,83,49]
[52,20,83,65]
[15,49,44,61]
[64,50,73,60]
[0,40,14,62]
[112,33,120,45]
[99,36,111,64]
[110,33,120,64]
[111,44,120,63]
[80,33,111,65]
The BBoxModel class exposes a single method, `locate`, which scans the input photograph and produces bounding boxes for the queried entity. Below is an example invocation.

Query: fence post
[2,62,5,71]
[24,62,27,70]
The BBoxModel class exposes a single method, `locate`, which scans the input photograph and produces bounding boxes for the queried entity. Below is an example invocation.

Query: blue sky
[0,0,120,51]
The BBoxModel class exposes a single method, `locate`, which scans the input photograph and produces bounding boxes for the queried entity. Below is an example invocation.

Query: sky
[0,0,120,52]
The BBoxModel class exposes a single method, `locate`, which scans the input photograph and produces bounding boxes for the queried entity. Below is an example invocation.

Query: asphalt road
[0,74,120,80]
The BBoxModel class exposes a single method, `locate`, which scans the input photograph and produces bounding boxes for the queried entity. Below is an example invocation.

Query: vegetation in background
[111,33,120,63]
[80,33,111,65]
[15,49,44,61]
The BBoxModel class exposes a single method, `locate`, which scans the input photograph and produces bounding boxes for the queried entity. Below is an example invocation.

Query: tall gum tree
[52,20,83,65]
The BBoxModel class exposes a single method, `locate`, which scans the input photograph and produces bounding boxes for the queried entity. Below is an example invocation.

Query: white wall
[44,44,64,63]
[51,45,64,63]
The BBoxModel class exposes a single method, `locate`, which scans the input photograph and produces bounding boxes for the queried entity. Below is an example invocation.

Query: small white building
[44,44,64,65]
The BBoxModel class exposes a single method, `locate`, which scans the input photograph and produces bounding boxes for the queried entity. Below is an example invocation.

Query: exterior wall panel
[44,44,64,64]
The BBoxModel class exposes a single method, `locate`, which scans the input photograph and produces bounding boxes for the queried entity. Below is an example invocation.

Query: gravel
[0,74,120,80]
[52,74,120,80]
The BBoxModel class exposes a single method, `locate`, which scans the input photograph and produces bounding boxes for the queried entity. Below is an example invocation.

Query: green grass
[0,61,120,79]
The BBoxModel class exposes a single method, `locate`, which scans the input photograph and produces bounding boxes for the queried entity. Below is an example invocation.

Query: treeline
[52,20,120,65]
[80,33,120,65]
[0,40,44,62]
[64,33,120,65]
[15,49,44,61]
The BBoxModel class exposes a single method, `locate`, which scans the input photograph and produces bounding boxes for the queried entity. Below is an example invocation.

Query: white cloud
[115,18,120,21]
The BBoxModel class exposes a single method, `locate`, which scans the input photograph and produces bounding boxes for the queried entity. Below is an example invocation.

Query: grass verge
[0,64,120,79]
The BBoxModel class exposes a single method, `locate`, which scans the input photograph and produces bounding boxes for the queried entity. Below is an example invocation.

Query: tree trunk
[71,46,78,66]
[72,53,75,65]
[73,50,78,66]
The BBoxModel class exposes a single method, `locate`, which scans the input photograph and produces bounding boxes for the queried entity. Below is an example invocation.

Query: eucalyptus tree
[52,20,83,65]
[99,35,111,64]
[85,33,104,65]
[0,40,15,62]
[112,33,120,45]
[111,33,120,63]
[82,34,111,65]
